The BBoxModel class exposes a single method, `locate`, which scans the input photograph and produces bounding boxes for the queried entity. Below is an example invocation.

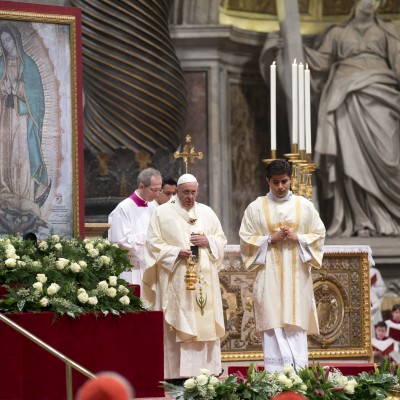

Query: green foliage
[163,361,400,400]
[352,358,400,400]
[0,234,145,317]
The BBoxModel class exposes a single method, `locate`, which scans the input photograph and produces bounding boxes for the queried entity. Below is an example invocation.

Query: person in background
[372,321,400,363]
[154,176,177,206]
[108,168,162,286]
[240,160,325,372]
[76,372,134,400]
[143,173,226,380]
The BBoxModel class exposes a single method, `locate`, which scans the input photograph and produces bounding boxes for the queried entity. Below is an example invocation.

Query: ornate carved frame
[0,2,84,238]
[220,248,371,362]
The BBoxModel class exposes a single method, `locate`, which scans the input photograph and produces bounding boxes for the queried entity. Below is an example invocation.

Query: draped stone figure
[261,0,400,237]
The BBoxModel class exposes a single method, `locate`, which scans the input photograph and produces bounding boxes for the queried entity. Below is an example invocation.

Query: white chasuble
[142,199,226,377]
[239,194,325,335]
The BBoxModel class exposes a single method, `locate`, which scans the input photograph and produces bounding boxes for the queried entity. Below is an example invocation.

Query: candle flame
[306,63,309,69]
[294,58,297,63]
[273,61,276,65]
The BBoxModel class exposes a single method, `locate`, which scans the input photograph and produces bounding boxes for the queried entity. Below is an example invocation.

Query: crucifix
[174,134,204,173]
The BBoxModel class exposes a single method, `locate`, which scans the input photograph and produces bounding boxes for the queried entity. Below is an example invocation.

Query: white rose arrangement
[0,235,145,317]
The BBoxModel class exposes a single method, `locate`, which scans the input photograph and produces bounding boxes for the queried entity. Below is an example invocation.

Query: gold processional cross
[174,134,203,173]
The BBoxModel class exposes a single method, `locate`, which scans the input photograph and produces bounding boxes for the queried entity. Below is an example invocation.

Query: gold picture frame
[0,2,84,238]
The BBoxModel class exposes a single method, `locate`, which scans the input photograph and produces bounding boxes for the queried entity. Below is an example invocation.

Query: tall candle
[298,62,305,151]
[292,59,298,145]
[270,61,276,150]
[305,64,312,153]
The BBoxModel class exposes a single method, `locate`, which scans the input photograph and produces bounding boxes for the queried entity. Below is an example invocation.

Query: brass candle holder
[262,149,278,164]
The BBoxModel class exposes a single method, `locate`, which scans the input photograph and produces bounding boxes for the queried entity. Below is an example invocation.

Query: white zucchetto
[177,173,198,186]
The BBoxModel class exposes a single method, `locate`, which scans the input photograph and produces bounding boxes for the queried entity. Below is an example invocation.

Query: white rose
[47,283,60,296]
[78,292,89,303]
[36,274,47,283]
[101,255,111,266]
[292,375,303,385]
[32,282,43,293]
[301,384,307,391]
[70,262,81,273]
[51,235,60,242]
[5,258,16,268]
[54,243,62,251]
[83,238,90,243]
[183,378,196,389]
[96,243,104,251]
[209,376,219,386]
[55,258,69,270]
[88,296,98,305]
[199,369,211,377]
[77,288,86,294]
[118,285,129,295]
[107,287,117,298]
[78,261,87,268]
[283,365,295,375]
[103,239,111,246]
[119,295,130,305]
[39,241,48,250]
[98,281,108,290]
[85,243,94,251]
[277,374,287,384]
[196,375,208,386]
[39,297,49,307]
[284,378,293,388]
[88,248,99,257]
[5,244,16,258]
[108,276,118,286]
[112,243,119,248]
[32,261,41,268]
[17,260,26,267]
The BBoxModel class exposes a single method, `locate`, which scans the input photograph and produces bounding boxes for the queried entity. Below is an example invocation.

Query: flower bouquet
[162,359,400,400]
[0,234,145,317]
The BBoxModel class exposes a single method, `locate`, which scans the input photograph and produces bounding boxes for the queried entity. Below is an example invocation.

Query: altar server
[108,168,162,285]
[143,173,226,379]
[239,159,325,372]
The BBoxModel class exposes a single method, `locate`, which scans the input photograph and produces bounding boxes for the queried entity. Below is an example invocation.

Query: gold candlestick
[262,149,279,165]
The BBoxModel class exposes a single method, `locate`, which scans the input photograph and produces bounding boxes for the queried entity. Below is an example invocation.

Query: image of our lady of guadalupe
[0,23,52,234]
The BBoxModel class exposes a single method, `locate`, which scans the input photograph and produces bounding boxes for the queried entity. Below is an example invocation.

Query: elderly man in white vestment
[108,168,162,286]
[142,173,226,379]
[239,160,325,372]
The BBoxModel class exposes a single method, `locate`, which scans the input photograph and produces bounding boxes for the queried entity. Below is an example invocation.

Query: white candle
[292,59,298,145]
[298,62,305,151]
[305,64,312,154]
[270,61,276,150]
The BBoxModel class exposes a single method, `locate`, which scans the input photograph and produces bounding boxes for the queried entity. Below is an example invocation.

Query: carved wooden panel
[220,246,371,361]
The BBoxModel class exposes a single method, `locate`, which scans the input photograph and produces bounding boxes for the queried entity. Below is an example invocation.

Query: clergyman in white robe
[142,176,226,379]
[240,190,325,371]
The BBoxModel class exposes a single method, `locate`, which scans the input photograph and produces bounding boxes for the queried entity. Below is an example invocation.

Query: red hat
[77,376,131,400]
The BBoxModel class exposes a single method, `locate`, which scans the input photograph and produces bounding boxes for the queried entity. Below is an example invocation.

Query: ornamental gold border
[0,8,82,237]
[221,250,372,362]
